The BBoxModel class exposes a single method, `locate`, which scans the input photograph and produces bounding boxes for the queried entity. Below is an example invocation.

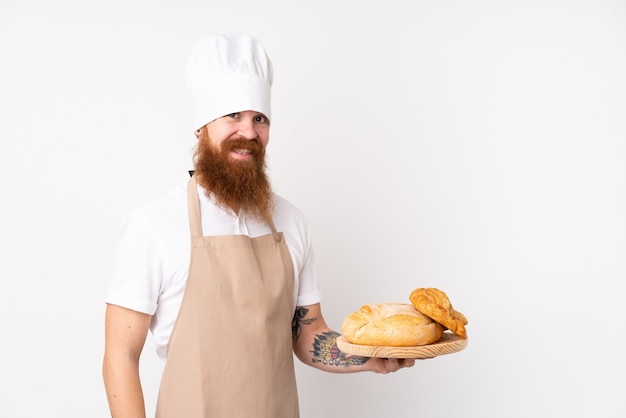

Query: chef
[102,33,415,418]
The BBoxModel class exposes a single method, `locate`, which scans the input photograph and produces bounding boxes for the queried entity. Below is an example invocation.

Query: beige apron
[155,176,300,417]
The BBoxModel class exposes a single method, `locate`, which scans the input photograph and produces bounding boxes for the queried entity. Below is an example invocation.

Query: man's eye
[255,115,266,123]
[226,113,239,118]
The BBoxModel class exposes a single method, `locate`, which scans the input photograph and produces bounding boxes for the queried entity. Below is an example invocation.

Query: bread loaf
[341,303,444,347]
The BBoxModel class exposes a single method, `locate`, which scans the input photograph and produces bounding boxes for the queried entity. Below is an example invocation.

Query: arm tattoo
[310,331,369,367]
[292,306,317,342]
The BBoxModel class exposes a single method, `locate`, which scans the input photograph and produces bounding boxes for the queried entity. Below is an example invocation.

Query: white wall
[1,1,624,417]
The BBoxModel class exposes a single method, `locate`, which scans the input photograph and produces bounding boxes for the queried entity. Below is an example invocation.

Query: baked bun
[342,303,444,346]
[409,288,468,339]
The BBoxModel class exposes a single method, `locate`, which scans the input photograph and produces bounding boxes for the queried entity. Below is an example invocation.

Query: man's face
[200,110,270,159]
[193,110,273,222]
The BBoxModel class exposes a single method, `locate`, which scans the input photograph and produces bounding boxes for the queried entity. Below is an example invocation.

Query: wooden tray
[336,332,468,359]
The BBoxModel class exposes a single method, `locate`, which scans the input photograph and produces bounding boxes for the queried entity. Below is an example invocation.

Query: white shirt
[105,175,322,360]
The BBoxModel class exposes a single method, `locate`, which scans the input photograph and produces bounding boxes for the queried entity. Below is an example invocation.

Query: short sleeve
[104,214,167,315]
[295,241,322,306]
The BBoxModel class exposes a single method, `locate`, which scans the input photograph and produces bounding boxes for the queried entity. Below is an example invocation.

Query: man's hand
[365,357,416,374]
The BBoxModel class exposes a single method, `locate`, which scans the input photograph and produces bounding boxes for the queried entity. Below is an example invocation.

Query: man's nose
[236,118,257,140]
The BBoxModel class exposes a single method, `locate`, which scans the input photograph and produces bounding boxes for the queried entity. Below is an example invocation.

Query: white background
[1,0,625,417]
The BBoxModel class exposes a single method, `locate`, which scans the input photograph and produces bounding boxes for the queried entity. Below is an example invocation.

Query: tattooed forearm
[292,306,317,342]
[310,331,369,367]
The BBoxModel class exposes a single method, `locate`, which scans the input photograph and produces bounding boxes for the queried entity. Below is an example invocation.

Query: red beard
[193,129,274,223]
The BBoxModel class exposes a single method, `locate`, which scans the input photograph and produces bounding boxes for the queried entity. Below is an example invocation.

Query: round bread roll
[341,303,444,347]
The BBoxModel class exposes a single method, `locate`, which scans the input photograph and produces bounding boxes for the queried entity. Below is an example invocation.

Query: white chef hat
[185,33,274,131]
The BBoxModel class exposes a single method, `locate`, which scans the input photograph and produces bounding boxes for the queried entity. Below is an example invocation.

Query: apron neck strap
[268,218,282,243]
[187,174,203,238]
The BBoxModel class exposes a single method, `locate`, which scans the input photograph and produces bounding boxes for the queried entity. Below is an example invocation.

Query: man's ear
[194,129,201,139]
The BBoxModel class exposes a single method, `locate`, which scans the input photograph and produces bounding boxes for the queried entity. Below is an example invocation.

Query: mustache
[221,137,264,155]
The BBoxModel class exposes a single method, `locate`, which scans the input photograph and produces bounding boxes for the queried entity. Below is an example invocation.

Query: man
[103,33,414,418]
